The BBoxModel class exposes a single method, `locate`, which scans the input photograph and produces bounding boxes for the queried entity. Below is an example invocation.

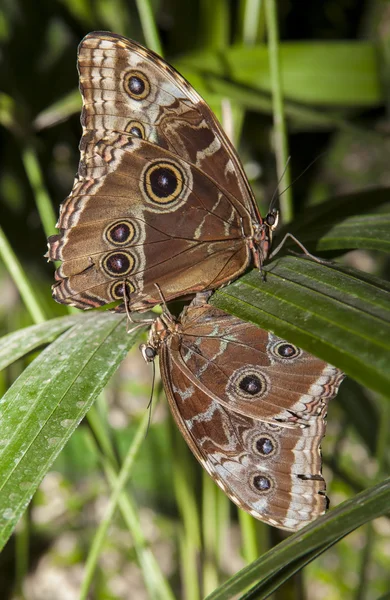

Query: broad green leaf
[305,213,390,252]
[206,477,390,599]
[177,42,382,106]
[279,188,390,254]
[0,312,145,550]
[179,73,370,134]
[211,257,390,397]
[0,314,83,370]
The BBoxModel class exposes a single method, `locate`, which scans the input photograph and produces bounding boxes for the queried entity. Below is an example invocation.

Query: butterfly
[46,31,279,313]
[140,293,344,531]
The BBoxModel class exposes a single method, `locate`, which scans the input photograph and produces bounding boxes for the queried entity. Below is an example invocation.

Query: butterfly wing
[47,32,260,311]
[158,303,343,530]
[176,303,343,426]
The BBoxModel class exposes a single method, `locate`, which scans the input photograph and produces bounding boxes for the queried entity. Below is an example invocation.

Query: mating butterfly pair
[47,32,344,530]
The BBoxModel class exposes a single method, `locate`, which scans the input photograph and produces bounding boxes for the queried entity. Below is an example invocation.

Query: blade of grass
[135,0,163,55]
[240,0,264,46]
[239,512,260,564]
[264,0,292,222]
[0,227,47,324]
[200,0,230,51]
[80,410,175,600]
[170,420,201,600]
[203,472,219,595]
[22,146,57,238]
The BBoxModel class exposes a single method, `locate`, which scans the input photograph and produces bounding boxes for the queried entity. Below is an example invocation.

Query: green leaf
[306,212,390,252]
[211,257,390,397]
[279,188,390,254]
[0,315,82,370]
[0,313,145,550]
[205,477,390,599]
[177,41,382,106]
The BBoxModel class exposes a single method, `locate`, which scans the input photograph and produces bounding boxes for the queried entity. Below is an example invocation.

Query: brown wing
[177,303,343,426]
[47,32,259,311]
[157,303,343,530]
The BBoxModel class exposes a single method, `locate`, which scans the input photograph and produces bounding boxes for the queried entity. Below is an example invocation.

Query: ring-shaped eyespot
[102,251,136,278]
[253,435,277,458]
[125,120,146,139]
[226,366,270,402]
[110,280,135,301]
[250,473,274,495]
[104,220,137,247]
[271,341,302,361]
[142,160,185,206]
[123,70,150,100]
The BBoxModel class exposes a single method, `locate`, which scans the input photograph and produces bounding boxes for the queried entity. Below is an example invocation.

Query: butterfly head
[140,343,157,363]
[264,208,279,232]
[140,310,179,363]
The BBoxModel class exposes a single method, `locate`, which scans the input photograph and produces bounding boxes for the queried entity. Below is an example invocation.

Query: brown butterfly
[47,31,279,313]
[141,293,344,531]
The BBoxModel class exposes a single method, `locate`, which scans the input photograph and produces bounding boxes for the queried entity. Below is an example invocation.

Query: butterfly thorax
[250,209,279,268]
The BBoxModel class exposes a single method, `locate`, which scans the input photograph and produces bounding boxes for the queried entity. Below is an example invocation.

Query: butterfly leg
[269,232,327,263]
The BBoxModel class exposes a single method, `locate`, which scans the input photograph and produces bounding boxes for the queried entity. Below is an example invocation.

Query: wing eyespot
[123,70,151,100]
[250,473,274,494]
[125,120,146,139]
[226,366,270,402]
[253,435,277,457]
[270,340,302,361]
[110,280,135,300]
[104,220,138,246]
[101,251,137,277]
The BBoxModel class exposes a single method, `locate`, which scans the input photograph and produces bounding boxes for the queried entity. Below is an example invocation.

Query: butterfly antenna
[269,156,291,213]
[154,283,173,318]
[277,152,327,205]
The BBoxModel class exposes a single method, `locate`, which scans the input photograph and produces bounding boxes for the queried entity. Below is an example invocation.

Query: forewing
[47,32,257,311]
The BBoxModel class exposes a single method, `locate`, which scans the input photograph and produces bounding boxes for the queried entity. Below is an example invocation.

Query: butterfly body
[141,294,344,531]
[47,32,276,312]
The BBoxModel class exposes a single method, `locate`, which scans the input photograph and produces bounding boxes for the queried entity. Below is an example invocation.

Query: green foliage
[0,1,389,599]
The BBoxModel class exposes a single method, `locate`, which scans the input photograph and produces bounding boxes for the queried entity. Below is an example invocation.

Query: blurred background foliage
[0,0,389,599]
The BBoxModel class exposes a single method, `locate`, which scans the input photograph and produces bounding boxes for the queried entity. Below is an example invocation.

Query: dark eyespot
[275,343,301,359]
[131,126,142,137]
[102,252,135,277]
[124,71,150,100]
[125,120,146,139]
[255,436,275,456]
[226,367,270,402]
[105,221,136,246]
[142,161,184,205]
[129,76,144,94]
[252,475,272,493]
[239,375,263,396]
[151,167,177,197]
[110,280,135,300]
